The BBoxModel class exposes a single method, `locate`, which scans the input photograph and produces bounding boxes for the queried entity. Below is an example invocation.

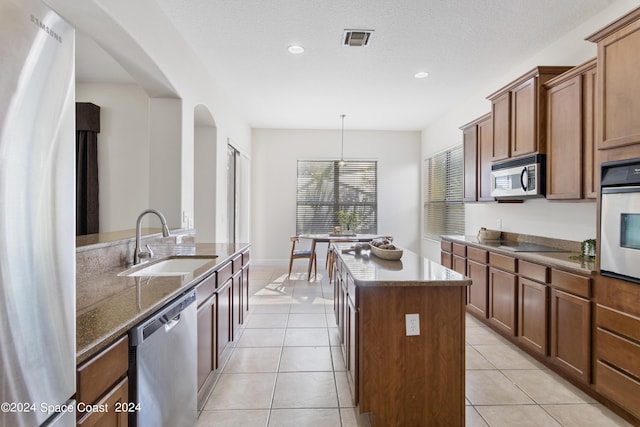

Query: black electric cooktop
[482,241,569,253]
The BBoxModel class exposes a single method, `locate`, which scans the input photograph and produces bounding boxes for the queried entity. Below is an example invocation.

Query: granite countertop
[335,243,471,287]
[76,242,250,364]
[441,235,595,275]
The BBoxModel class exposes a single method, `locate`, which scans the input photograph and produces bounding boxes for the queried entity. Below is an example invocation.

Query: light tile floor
[196,264,633,427]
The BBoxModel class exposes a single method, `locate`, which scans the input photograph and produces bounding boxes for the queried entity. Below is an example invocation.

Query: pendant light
[338,114,347,167]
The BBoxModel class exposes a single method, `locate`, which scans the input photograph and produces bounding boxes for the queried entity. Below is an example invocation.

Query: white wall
[421,0,638,262]
[252,129,421,263]
[52,0,252,242]
[76,83,151,232]
[194,125,217,242]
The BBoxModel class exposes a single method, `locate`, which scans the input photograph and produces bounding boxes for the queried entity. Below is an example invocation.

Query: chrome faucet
[134,208,171,265]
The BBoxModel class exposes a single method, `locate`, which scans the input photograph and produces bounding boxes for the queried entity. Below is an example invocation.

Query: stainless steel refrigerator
[0,0,76,426]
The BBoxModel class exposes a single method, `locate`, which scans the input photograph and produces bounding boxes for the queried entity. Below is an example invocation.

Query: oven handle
[602,185,640,194]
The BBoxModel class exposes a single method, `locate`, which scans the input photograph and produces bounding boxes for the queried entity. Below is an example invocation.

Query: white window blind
[296,160,377,234]
[423,146,465,239]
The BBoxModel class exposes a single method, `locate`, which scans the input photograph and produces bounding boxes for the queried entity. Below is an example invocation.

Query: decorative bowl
[370,244,403,260]
[477,228,501,242]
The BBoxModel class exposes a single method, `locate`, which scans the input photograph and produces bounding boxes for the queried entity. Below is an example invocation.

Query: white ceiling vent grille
[343,30,374,47]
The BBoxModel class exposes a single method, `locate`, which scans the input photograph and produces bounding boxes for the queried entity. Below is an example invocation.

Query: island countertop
[334,243,471,287]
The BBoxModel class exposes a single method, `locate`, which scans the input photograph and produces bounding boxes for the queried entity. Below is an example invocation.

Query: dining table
[297,233,387,280]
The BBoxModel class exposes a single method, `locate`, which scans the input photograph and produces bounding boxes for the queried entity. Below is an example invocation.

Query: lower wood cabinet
[217,279,232,360]
[594,276,640,421]
[76,335,129,427]
[550,288,591,384]
[488,266,518,335]
[196,250,251,410]
[197,293,216,410]
[467,259,489,318]
[346,293,358,403]
[518,278,549,355]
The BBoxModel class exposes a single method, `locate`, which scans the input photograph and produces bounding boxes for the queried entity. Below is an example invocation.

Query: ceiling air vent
[343,30,373,47]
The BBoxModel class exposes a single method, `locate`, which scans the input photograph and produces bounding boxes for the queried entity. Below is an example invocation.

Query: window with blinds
[423,146,465,240]
[296,160,377,235]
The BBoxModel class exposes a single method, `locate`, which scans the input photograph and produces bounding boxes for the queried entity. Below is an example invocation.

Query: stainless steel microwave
[600,158,640,284]
[491,154,545,199]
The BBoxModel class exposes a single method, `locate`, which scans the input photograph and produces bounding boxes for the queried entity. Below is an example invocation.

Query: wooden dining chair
[288,236,316,279]
[326,239,355,283]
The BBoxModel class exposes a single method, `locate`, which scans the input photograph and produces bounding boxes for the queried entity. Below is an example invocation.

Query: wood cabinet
[466,247,489,318]
[357,282,466,426]
[196,249,251,410]
[461,113,494,202]
[462,120,478,202]
[452,243,467,276]
[487,66,572,162]
[346,276,358,402]
[594,274,640,422]
[545,59,598,200]
[77,335,129,427]
[518,261,550,356]
[587,7,640,151]
[196,273,216,410]
[550,269,592,384]
[488,253,518,335]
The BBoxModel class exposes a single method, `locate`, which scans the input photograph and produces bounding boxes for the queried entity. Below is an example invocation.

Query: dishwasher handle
[129,290,196,346]
[164,314,181,332]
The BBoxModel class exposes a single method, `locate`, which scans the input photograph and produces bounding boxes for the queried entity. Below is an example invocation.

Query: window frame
[296,160,378,235]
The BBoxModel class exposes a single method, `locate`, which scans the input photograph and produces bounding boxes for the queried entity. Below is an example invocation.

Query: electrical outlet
[405,313,420,336]
[496,218,502,229]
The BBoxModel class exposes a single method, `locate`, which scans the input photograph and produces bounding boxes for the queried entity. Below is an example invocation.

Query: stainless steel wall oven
[600,158,640,284]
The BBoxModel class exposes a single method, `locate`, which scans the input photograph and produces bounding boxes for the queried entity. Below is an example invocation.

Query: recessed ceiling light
[288,45,305,54]
[414,71,429,79]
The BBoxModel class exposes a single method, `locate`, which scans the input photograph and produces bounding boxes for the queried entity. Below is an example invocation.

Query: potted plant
[581,238,596,259]
[336,210,359,234]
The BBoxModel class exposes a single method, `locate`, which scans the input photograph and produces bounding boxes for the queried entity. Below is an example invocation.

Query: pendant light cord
[339,114,346,165]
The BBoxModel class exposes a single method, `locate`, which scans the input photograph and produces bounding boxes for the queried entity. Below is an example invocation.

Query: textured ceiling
[77,0,617,130]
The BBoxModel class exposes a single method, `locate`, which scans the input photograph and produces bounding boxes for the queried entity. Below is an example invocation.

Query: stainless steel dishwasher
[129,289,197,427]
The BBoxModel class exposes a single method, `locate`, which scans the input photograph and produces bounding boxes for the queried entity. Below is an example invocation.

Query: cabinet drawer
[597,304,640,343]
[551,269,590,298]
[232,254,242,272]
[596,361,640,420]
[77,335,128,405]
[467,247,488,264]
[196,273,216,306]
[77,377,129,426]
[489,252,517,273]
[242,250,250,265]
[519,260,548,283]
[597,328,640,378]
[453,243,466,257]
[441,240,453,253]
[217,261,233,287]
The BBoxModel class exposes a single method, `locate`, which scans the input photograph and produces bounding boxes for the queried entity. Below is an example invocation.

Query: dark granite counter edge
[76,243,250,365]
[441,235,595,276]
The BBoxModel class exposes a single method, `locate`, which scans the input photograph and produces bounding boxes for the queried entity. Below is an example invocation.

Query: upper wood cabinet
[461,120,478,202]
[460,113,493,202]
[544,59,598,200]
[587,7,640,151]
[487,66,573,162]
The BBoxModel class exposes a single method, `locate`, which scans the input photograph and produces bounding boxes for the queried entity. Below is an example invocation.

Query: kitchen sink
[121,256,217,277]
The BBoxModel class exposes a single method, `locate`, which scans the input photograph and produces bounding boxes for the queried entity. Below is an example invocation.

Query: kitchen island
[332,244,471,427]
